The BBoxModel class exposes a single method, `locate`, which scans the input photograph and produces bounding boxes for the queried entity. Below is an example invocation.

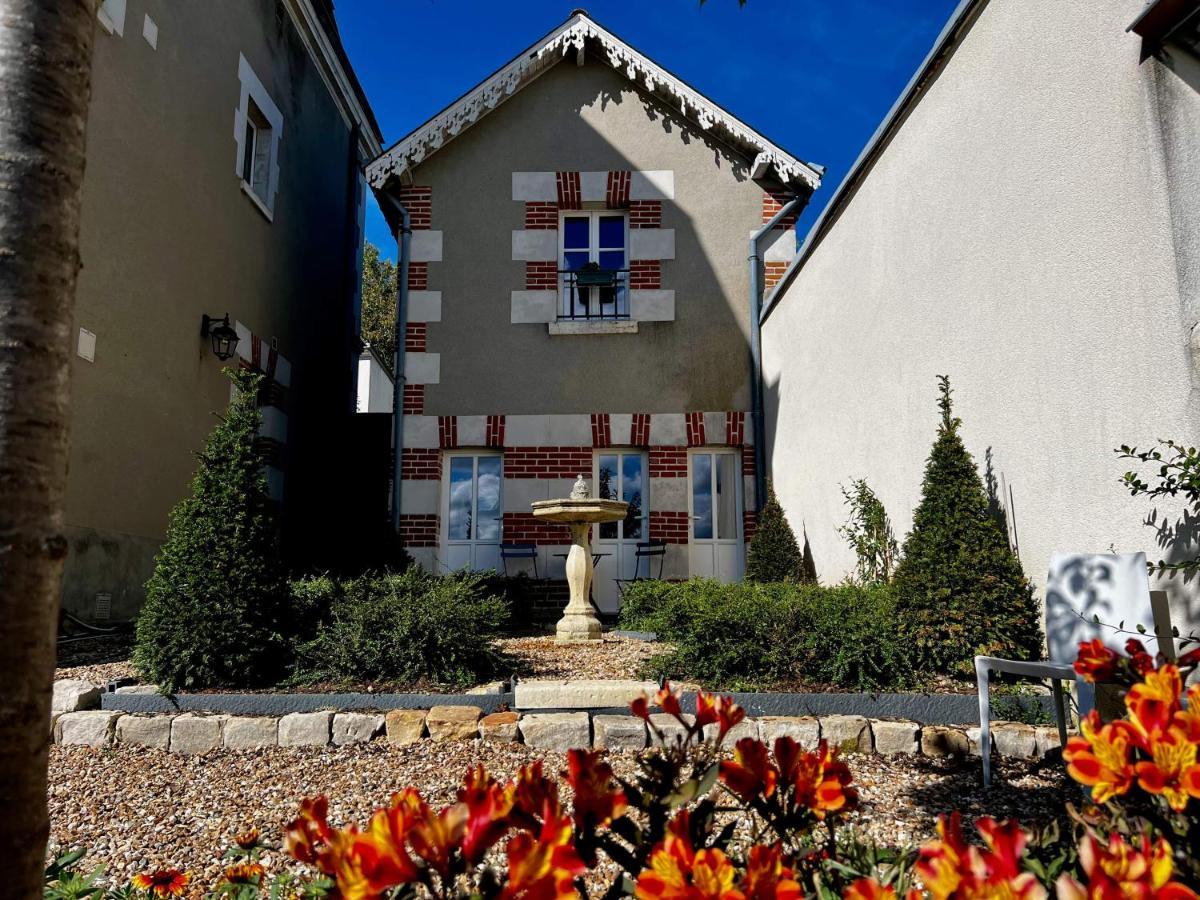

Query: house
[761,0,1200,633]
[367,10,821,614]
[64,0,382,622]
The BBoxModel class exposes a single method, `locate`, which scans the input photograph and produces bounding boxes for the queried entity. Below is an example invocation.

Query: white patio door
[688,450,744,583]
[592,450,648,614]
[443,452,502,572]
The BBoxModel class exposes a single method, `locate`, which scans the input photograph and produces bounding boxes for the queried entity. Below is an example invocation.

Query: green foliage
[359,242,397,375]
[293,568,508,687]
[616,579,677,634]
[837,478,899,586]
[1118,439,1200,577]
[133,369,287,691]
[745,482,811,583]
[634,579,913,691]
[891,376,1043,676]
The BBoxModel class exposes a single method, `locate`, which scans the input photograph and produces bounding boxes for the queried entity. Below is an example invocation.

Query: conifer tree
[134,369,287,690]
[746,482,810,583]
[893,376,1043,674]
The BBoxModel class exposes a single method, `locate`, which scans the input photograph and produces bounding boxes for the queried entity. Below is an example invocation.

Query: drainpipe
[380,193,412,532]
[748,193,808,512]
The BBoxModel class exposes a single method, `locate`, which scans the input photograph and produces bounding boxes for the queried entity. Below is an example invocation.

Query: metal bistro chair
[615,540,668,600]
[500,542,538,579]
[975,552,1174,787]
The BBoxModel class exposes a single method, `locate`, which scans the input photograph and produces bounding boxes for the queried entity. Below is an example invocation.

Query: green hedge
[620,579,913,692]
[292,569,508,688]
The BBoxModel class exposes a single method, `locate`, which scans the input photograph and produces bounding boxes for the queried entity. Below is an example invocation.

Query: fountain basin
[531,498,629,524]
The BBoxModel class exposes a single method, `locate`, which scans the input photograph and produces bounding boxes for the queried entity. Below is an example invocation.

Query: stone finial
[571,474,589,499]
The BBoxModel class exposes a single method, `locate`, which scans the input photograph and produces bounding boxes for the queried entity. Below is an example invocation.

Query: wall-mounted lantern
[201,313,239,361]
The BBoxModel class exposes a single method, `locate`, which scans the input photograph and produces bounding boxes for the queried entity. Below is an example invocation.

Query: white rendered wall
[356,357,393,414]
[762,0,1200,635]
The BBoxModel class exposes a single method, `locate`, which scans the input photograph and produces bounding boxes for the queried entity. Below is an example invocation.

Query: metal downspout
[748,194,807,512]
[384,199,412,532]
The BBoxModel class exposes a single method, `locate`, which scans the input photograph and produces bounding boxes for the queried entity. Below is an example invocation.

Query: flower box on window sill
[548,320,639,336]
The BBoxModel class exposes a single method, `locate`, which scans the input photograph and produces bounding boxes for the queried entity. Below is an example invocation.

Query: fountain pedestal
[531,482,628,643]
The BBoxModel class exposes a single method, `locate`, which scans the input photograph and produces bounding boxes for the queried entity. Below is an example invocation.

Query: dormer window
[559,211,628,321]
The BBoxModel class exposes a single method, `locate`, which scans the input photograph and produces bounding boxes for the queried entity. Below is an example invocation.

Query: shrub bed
[291,569,508,689]
[620,579,913,691]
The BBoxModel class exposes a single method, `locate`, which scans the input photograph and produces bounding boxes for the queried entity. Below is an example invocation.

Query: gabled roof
[367,9,822,191]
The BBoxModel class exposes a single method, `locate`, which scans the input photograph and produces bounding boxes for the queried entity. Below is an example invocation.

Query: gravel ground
[500,633,669,681]
[48,741,1069,893]
[55,634,136,686]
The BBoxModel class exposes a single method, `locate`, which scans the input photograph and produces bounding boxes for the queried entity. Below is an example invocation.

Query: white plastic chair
[975,552,1171,787]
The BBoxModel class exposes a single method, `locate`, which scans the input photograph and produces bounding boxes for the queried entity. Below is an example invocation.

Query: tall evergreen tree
[746,482,811,583]
[893,376,1042,674]
[134,369,288,690]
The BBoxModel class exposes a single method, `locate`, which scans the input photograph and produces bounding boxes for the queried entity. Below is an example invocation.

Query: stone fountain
[531,474,628,642]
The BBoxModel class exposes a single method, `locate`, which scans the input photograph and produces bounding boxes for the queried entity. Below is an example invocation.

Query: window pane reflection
[715,454,737,539]
[623,453,644,540]
[476,456,502,541]
[692,453,713,540]
[563,216,589,249]
[448,457,473,540]
[598,456,618,539]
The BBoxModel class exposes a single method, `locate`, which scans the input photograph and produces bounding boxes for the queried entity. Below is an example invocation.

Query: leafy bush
[293,568,507,687]
[133,369,287,691]
[632,579,913,691]
[838,478,899,585]
[616,579,677,634]
[745,482,811,582]
[892,377,1042,676]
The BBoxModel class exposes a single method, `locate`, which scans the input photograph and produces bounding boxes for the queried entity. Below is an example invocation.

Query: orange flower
[459,765,514,862]
[1064,713,1136,804]
[1134,729,1200,812]
[1126,665,1183,740]
[221,861,265,885]
[1056,832,1197,900]
[511,759,562,823]
[500,809,586,900]
[566,748,628,831]
[1075,639,1120,683]
[742,844,801,900]
[284,796,333,868]
[780,739,857,819]
[635,812,743,900]
[915,813,1045,900]
[843,878,897,900]
[655,683,684,718]
[233,826,260,850]
[632,695,652,720]
[131,869,189,897]
[695,692,746,743]
[720,737,778,801]
[408,799,468,879]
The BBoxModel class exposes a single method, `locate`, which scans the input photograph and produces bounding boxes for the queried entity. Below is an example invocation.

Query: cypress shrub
[891,376,1043,675]
[745,482,811,583]
[133,369,287,691]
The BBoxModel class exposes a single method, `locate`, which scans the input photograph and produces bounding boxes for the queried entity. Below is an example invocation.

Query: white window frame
[558,210,629,319]
[233,54,284,220]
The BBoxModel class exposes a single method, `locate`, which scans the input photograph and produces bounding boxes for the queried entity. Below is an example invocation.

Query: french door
[688,450,744,583]
[593,450,648,613]
[443,452,502,572]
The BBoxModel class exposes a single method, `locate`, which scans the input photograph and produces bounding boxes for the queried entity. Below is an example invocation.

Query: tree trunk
[0,1,97,895]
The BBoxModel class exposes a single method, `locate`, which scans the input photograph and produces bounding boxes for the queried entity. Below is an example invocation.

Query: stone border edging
[710,692,1053,725]
[101,691,514,716]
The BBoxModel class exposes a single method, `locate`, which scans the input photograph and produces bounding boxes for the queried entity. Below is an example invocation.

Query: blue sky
[335,0,960,259]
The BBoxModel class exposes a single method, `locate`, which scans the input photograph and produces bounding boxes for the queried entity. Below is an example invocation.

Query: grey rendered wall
[762,0,1200,635]
[408,59,766,416]
[64,0,359,620]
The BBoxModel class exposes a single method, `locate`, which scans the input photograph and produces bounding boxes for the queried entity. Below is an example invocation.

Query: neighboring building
[65,0,382,622]
[357,346,395,413]
[762,0,1200,632]
[367,11,821,613]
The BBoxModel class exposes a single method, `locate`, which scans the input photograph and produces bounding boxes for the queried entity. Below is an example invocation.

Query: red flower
[458,765,514,863]
[1057,832,1197,900]
[742,844,801,900]
[1126,639,1156,675]
[843,878,897,900]
[915,813,1045,900]
[131,869,189,897]
[500,809,586,900]
[655,683,684,717]
[221,862,265,885]
[512,760,562,823]
[284,796,333,867]
[634,811,742,900]
[1064,712,1137,804]
[695,692,746,743]
[565,748,628,831]
[780,739,857,820]
[720,737,778,801]
[1074,639,1119,683]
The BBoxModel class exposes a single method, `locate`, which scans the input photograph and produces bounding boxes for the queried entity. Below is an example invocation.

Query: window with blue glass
[559,211,628,320]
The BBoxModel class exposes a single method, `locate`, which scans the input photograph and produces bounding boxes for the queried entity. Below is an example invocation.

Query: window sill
[241,180,274,222]
[548,320,639,336]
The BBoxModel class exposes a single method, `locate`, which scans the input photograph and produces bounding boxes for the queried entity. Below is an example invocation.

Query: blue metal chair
[500,542,538,578]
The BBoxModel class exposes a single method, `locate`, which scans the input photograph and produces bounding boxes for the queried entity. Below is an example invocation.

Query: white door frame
[441,450,503,572]
[687,448,744,582]
[592,449,649,613]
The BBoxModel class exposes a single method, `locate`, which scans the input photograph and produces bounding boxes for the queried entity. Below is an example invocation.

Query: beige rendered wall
[407,59,770,417]
[65,0,361,620]
[762,0,1200,635]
